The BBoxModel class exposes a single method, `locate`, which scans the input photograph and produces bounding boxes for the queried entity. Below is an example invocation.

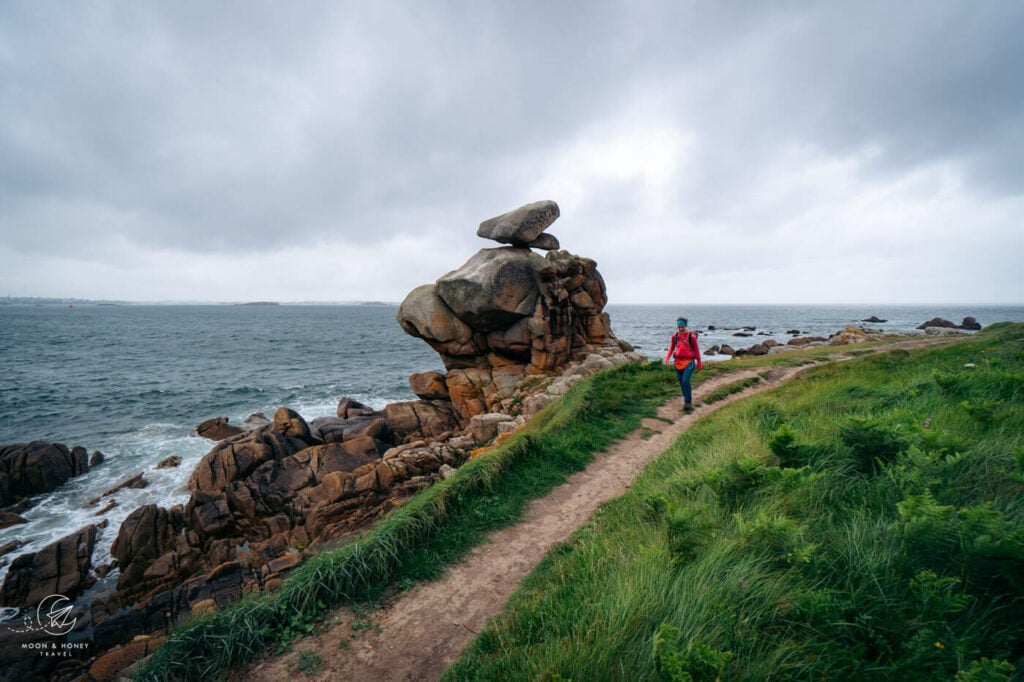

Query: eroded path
[241,340,952,681]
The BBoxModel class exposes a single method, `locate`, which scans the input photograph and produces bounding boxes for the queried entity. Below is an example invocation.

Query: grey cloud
[1,1,1021,302]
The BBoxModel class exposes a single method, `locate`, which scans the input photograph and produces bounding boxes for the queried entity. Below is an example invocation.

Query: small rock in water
[0,511,28,529]
[156,455,182,469]
[960,316,982,330]
[99,472,148,499]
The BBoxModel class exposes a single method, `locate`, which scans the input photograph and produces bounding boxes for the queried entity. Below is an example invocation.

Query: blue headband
[676,318,688,326]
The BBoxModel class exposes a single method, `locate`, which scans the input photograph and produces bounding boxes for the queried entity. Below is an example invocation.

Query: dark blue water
[1,302,1022,578]
[0,304,442,445]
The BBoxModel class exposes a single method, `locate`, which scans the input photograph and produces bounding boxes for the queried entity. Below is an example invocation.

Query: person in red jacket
[664,316,702,413]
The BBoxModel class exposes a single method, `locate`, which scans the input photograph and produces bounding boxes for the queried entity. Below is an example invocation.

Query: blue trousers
[675,361,696,404]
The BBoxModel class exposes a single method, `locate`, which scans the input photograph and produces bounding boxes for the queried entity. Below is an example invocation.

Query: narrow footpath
[240,340,951,681]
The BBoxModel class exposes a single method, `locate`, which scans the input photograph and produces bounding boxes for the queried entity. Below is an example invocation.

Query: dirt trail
[242,339,952,682]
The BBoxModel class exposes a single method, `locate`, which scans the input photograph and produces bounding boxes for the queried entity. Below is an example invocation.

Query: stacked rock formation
[398,200,622,421]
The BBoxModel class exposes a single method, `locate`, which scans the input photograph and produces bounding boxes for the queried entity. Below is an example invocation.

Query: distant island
[232,301,279,306]
[0,296,127,305]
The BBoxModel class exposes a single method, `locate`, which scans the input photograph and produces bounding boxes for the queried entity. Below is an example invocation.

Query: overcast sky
[1,2,1022,304]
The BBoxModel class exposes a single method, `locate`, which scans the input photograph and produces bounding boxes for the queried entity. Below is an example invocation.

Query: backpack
[672,331,697,357]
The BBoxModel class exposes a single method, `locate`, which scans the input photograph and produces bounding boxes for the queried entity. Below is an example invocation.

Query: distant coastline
[0,297,400,306]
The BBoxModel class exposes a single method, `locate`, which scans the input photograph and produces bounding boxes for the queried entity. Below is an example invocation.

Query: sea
[2,302,1023,588]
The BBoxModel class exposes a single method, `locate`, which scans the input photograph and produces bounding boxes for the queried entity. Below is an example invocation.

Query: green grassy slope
[447,324,1024,681]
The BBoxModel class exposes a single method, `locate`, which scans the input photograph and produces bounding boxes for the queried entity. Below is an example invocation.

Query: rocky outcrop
[917,317,958,330]
[87,398,472,660]
[0,525,97,607]
[193,416,245,441]
[960,316,982,330]
[787,336,828,346]
[398,200,628,419]
[0,441,99,506]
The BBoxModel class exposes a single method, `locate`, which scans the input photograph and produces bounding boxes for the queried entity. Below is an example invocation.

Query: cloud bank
[2,1,1022,303]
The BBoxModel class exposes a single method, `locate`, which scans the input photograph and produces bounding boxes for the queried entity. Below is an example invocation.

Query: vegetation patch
[448,323,1024,681]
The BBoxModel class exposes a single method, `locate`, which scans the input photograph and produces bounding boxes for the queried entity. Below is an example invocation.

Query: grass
[700,374,763,405]
[135,358,708,680]
[446,323,1024,681]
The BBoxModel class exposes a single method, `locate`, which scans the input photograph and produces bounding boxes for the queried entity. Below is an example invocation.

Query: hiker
[664,317,703,413]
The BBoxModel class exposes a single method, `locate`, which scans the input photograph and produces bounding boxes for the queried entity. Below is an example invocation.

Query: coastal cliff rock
[0,441,98,506]
[398,200,629,419]
[0,524,97,607]
[92,395,469,654]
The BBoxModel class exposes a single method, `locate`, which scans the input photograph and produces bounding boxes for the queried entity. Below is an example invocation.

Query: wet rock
[241,412,272,431]
[862,316,887,323]
[97,472,148,499]
[337,397,376,418]
[0,511,27,529]
[95,500,118,516]
[0,441,91,506]
[0,539,28,558]
[193,416,245,441]
[0,525,97,607]
[156,455,182,469]
[917,317,958,330]
[960,316,982,330]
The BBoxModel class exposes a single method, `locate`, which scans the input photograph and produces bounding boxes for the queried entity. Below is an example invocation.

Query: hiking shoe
[683,403,694,414]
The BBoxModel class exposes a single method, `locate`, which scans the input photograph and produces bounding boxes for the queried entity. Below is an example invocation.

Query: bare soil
[240,338,953,682]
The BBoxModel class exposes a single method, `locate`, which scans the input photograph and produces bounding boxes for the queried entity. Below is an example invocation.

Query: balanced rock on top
[398,200,624,419]
[477,199,560,249]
